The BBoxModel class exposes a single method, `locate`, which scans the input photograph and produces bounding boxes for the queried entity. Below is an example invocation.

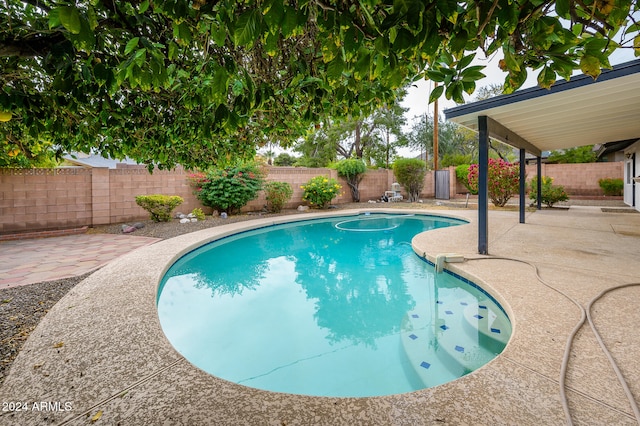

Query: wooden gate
[435,169,450,200]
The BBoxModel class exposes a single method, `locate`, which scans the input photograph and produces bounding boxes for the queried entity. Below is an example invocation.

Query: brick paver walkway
[0,234,160,289]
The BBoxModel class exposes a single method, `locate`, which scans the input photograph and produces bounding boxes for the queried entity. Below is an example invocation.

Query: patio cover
[445,59,640,254]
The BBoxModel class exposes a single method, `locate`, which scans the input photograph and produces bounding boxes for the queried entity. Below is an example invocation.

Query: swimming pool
[157,213,511,397]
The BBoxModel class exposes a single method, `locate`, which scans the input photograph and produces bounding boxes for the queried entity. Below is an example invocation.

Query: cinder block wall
[0,168,92,234]
[0,162,624,235]
[108,166,202,223]
[524,162,623,196]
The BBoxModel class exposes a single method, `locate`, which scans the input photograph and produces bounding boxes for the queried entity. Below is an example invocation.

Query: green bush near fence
[598,178,623,196]
[528,176,568,208]
[135,194,183,222]
[264,181,293,212]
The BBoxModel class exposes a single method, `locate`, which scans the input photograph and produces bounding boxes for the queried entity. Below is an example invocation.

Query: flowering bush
[301,176,342,208]
[467,159,520,207]
[264,181,293,212]
[529,176,569,207]
[192,163,264,214]
[186,172,209,193]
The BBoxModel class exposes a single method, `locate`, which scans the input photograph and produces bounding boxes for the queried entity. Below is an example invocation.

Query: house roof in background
[593,138,639,159]
[63,153,142,169]
[445,59,640,154]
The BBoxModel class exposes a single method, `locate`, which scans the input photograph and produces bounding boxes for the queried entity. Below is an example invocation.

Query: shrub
[467,159,520,207]
[135,194,183,222]
[301,176,342,208]
[194,163,265,214]
[455,164,477,194]
[529,176,569,207]
[264,181,293,212]
[392,158,426,202]
[598,178,623,196]
[191,207,206,220]
[334,158,367,202]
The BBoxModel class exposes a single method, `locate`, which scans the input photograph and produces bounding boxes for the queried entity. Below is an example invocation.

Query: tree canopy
[2,0,638,169]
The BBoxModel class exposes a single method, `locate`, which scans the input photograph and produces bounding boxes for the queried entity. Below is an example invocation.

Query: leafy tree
[273,153,298,167]
[392,158,426,202]
[295,103,407,168]
[547,145,597,163]
[2,1,637,168]
[334,158,367,202]
[402,114,477,168]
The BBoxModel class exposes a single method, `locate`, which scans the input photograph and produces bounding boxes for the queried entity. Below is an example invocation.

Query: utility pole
[433,82,439,171]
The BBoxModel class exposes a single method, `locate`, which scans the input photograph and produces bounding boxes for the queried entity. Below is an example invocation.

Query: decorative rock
[297,205,309,211]
[122,226,137,233]
[133,222,145,229]
[220,212,228,219]
[179,214,187,219]
[174,212,184,219]
[179,218,190,224]
[187,213,195,218]
[190,218,197,222]
[121,224,130,231]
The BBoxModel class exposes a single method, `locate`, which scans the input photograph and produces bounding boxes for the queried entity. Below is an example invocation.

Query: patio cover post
[478,116,489,254]
[537,157,542,210]
[519,148,525,223]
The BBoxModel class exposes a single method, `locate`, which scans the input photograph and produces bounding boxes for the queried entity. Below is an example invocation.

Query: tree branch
[0,32,67,58]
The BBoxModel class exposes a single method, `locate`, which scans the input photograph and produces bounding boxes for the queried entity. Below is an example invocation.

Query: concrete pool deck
[1,206,639,425]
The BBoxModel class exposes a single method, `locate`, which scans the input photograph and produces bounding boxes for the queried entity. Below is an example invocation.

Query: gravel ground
[0,197,627,385]
[0,274,91,384]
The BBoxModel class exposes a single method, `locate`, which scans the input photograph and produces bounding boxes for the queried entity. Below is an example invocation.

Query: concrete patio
[1,206,639,425]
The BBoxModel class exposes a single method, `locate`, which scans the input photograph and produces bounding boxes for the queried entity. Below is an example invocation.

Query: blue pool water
[157,213,511,397]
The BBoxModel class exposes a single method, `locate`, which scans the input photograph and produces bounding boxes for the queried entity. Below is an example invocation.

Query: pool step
[400,301,510,386]
[461,304,511,354]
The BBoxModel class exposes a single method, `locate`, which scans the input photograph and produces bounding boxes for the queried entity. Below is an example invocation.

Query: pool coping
[1,207,639,425]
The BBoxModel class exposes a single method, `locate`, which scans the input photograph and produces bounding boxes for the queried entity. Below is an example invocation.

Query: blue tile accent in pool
[479,305,487,309]
[440,325,449,331]
[411,314,419,318]
[436,300,443,304]
[409,334,418,340]
[491,328,501,334]
[445,310,453,315]
[455,345,464,353]
[474,315,484,319]
[418,257,510,319]
[420,361,431,369]
[460,302,468,306]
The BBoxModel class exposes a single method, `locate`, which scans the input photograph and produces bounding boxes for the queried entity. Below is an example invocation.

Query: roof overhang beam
[485,116,542,157]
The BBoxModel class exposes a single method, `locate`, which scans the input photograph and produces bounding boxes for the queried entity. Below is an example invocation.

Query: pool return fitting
[433,253,465,273]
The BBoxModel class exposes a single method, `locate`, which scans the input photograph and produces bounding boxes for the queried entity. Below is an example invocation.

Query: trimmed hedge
[135,194,183,222]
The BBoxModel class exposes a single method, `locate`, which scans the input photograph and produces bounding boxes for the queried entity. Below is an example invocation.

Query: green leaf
[48,8,61,29]
[139,0,150,14]
[428,84,444,103]
[555,0,570,19]
[125,37,140,55]
[579,55,601,79]
[58,6,82,34]
[234,10,261,46]
[502,48,521,72]
[173,22,192,45]
[456,53,476,70]
[281,6,299,37]
[537,66,556,89]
